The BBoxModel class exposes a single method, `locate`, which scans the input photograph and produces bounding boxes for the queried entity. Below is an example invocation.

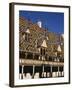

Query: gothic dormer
[26,28,30,34]
[57,45,62,52]
[41,40,47,48]
[23,28,30,41]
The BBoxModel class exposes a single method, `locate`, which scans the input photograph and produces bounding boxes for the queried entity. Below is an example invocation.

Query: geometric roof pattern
[19,17,64,56]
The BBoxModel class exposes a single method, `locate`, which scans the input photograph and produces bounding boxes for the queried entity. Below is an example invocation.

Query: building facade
[19,17,64,79]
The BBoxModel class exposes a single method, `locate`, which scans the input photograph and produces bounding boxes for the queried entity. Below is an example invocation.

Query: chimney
[37,21,42,28]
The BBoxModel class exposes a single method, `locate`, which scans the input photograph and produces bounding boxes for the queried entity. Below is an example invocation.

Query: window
[24,28,30,41]
[40,48,46,55]
[23,33,30,42]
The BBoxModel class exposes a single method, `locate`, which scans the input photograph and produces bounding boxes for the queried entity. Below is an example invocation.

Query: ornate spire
[41,40,47,48]
[57,45,61,52]
[26,28,30,34]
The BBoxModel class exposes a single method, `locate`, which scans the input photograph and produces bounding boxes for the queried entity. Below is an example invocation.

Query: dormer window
[40,39,47,58]
[57,45,62,52]
[41,40,47,48]
[23,34,25,40]
[26,28,30,34]
[23,28,30,42]
[40,48,46,56]
[25,33,28,41]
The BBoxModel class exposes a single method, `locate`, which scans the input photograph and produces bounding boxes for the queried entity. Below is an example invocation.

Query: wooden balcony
[19,59,64,66]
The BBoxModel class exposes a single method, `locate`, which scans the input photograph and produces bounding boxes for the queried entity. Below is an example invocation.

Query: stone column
[42,65,44,77]
[32,65,35,78]
[19,73,22,79]
[51,66,52,77]
[62,66,64,76]
[22,65,24,79]
[58,66,59,77]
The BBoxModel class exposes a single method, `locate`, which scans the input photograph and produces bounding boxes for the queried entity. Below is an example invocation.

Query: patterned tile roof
[19,17,64,56]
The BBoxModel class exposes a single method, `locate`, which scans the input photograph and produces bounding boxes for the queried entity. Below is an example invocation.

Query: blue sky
[19,11,64,34]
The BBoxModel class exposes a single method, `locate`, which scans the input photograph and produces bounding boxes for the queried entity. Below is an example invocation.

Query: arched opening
[34,66,42,78]
[24,66,33,76]
[19,65,22,74]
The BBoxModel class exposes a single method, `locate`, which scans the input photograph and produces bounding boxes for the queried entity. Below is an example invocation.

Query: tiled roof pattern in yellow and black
[19,17,64,56]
